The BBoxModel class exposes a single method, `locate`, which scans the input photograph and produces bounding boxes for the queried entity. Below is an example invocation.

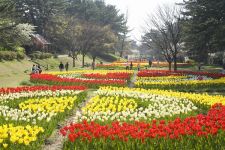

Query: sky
[104,0,183,42]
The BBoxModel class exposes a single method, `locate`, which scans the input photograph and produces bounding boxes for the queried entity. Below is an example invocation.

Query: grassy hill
[0,54,122,87]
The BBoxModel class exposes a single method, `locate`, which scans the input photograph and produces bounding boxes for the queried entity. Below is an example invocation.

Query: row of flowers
[30,74,127,88]
[96,62,192,69]
[0,85,87,94]
[135,77,225,91]
[0,90,81,104]
[61,103,225,150]
[81,72,133,80]
[137,70,225,78]
[136,75,212,83]
[47,70,134,75]
[0,85,87,149]
[97,86,225,106]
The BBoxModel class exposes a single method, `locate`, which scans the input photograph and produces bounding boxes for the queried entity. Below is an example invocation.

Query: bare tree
[144,5,182,70]
[64,17,82,67]
[142,30,173,70]
[78,22,113,68]
[119,10,130,57]
[88,25,117,65]
[64,17,117,68]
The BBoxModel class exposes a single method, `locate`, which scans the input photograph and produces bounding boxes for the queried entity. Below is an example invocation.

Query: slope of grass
[0,60,33,87]
[33,54,117,71]
[0,54,121,87]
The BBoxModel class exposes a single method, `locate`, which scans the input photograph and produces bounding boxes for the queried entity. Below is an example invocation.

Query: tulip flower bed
[61,103,225,150]
[136,70,225,91]
[0,85,87,149]
[137,70,225,78]
[60,86,225,149]
[96,62,192,70]
[81,72,132,80]
[2,68,225,149]
[30,70,133,88]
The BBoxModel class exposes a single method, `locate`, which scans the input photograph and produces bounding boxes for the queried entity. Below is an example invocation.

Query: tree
[0,2,35,49]
[142,30,173,70]
[63,17,82,67]
[88,25,117,64]
[62,17,116,68]
[118,10,130,57]
[0,0,19,48]
[67,0,128,57]
[13,0,67,36]
[182,0,225,63]
[78,21,112,67]
[144,5,182,70]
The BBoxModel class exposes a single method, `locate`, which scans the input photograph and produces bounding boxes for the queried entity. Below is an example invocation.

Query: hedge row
[0,51,25,61]
[28,51,53,60]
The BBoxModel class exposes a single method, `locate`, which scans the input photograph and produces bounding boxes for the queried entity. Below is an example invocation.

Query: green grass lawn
[0,60,33,87]
[33,55,100,71]
[0,54,120,87]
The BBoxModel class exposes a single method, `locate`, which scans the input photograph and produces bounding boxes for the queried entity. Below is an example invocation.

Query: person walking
[35,65,39,74]
[38,65,42,74]
[92,61,95,70]
[59,62,64,71]
[137,63,140,71]
[130,61,133,70]
[125,61,129,70]
[31,65,36,74]
[65,62,69,71]
[198,63,202,71]
[148,59,152,68]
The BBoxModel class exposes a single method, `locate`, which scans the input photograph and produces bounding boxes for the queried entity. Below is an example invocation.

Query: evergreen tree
[182,0,225,63]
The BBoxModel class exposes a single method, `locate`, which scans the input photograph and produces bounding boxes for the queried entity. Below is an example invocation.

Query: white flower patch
[73,89,198,123]
[0,105,57,124]
[136,75,212,83]
[0,90,81,104]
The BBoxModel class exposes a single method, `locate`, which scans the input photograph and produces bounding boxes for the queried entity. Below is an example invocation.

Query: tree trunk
[173,45,178,71]
[82,53,85,68]
[92,56,96,70]
[72,57,76,67]
[168,61,172,71]
[173,56,177,71]
[93,57,96,64]
[120,51,123,57]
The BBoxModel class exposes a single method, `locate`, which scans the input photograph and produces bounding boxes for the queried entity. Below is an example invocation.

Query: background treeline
[141,0,225,70]
[0,0,128,66]
[0,0,225,69]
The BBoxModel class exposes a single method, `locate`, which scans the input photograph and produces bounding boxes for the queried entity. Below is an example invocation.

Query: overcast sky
[104,0,183,42]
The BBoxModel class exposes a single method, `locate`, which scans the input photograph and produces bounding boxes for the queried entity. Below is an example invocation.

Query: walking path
[42,90,95,150]
[129,71,137,88]
[42,72,138,150]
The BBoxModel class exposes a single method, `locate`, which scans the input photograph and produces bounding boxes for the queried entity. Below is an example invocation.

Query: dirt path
[42,90,95,150]
[42,72,137,150]
[129,71,137,88]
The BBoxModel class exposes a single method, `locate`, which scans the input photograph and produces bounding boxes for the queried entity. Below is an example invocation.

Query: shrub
[186,59,196,64]
[0,51,18,61]
[29,51,53,60]
[17,52,25,60]
[14,46,25,53]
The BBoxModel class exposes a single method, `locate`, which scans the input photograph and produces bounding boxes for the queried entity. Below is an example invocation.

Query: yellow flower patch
[82,95,137,113]
[0,124,44,147]
[135,77,225,87]
[99,86,225,106]
[19,96,77,113]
